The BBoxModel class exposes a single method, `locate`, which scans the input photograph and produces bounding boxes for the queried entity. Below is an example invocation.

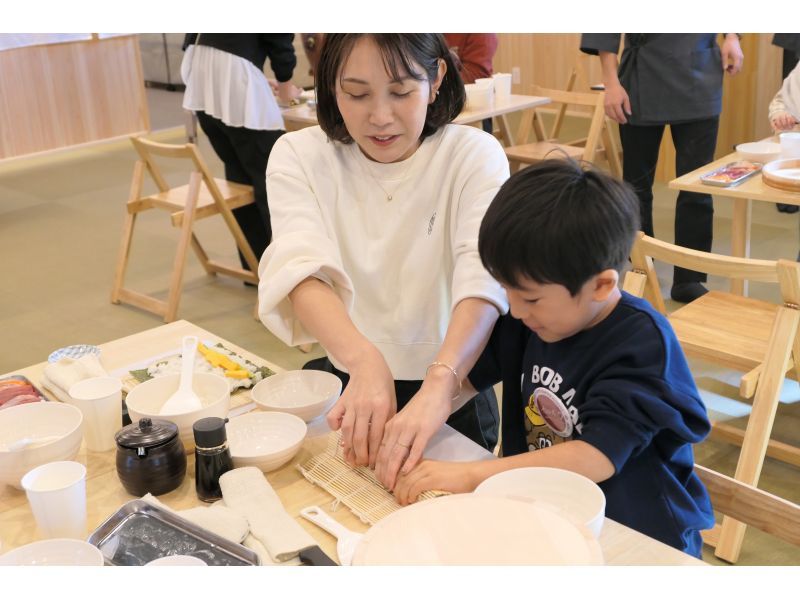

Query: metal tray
[700,160,762,187]
[87,499,259,566]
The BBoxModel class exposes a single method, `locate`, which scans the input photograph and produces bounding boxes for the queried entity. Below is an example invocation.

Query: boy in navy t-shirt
[392,160,714,557]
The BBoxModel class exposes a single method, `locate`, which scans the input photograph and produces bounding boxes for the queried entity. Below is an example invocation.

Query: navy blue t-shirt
[469,291,714,557]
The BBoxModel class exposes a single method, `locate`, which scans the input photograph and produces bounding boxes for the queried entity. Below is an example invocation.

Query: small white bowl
[0,539,104,566]
[0,402,83,489]
[145,554,207,566]
[251,370,341,422]
[474,467,606,538]
[226,411,307,472]
[735,141,781,163]
[125,373,230,451]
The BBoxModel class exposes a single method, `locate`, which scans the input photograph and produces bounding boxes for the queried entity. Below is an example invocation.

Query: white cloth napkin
[40,354,108,402]
[141,493,249,545]
[219,466,316,563]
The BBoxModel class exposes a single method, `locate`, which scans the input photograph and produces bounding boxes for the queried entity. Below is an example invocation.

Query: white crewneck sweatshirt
[258,124,509,380]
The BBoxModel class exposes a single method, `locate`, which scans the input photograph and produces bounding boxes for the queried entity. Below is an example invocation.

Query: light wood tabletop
[0,320,704,566]
[669,142,800,295]
[282,94,551,147]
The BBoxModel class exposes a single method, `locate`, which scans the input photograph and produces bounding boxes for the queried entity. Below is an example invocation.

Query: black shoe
[777,203,799,213]
[670,282,709,304]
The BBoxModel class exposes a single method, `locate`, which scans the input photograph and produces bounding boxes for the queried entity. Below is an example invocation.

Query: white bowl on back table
[251,370,341,422]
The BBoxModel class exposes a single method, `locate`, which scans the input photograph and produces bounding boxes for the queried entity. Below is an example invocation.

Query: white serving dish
[226,411,307,472]
[474,466,606,538]
[735,141,781,164]
[0,539,104,566]
[251,370,341,422]
[0,401,83,489]
[125,372,229,451]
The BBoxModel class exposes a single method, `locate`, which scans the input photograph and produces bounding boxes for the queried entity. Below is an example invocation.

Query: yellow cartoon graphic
[525,394,546,426]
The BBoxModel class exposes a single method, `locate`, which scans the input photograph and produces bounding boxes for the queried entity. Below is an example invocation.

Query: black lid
[193,417,229,447]
[115,417,179,449]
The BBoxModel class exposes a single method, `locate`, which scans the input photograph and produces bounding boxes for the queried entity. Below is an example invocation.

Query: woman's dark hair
[479,159,641,296]
[315,34,464,143]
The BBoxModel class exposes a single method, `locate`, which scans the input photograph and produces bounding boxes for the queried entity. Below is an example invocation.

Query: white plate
[47,344,100,363]
[351,494,603,565]
[763,158,800,182]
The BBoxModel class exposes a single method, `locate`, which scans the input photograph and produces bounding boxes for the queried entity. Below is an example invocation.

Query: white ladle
[300,505,364,565]
[159,336,203,415]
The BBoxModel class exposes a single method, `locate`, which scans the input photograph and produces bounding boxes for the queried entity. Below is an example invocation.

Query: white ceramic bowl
[474,467,606,538]
[125,373,230,451]
[0,539,104,565]
[145,554,207,566]
[735,141,781,163]
[226,411,307,472]
[0,402,83,489]
[251,370,341,422]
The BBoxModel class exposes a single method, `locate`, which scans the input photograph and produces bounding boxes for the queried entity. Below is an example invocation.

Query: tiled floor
[0,88,798,565]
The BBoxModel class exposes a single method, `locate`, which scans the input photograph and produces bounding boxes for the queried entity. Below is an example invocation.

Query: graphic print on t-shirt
[522,364,581,452]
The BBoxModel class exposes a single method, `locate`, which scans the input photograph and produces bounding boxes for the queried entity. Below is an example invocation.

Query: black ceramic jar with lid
[115,417,187,496]
[193,417,234,502]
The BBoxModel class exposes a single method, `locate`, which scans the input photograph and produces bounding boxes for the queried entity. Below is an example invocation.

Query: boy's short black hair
[315,34,464,143]
[479,159,640,296]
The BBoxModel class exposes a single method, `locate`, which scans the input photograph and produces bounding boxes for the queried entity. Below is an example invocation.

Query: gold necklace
[358,146,420,202]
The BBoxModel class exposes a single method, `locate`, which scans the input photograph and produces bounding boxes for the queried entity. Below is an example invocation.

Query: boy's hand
[374,381,452,490]
[393,460,478,506]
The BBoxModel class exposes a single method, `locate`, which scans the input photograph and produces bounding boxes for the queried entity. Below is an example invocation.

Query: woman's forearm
[599,51,621,88]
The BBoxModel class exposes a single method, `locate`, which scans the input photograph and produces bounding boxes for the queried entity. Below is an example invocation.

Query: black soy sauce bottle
[193,417,234,502]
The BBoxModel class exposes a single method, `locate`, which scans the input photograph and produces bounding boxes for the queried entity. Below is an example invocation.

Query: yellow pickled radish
[198,343,243,372]
[224,369,251,379]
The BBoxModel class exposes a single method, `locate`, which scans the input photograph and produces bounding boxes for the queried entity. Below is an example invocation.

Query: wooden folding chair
[505,83,622,177]
[111,136,259,322]
[695,464,800,551]
[623,232,800,563]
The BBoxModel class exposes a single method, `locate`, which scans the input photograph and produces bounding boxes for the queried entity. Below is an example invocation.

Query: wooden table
[282,94,551,147]
[669,143,800,295]
[0,320,704,565]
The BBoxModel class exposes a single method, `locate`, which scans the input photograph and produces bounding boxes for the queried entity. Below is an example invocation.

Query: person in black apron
[581,34,744,303]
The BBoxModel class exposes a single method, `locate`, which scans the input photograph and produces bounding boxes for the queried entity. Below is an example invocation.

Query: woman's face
[335,36,445,163]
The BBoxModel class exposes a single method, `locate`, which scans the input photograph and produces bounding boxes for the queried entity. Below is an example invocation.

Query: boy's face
[504,273,619,343]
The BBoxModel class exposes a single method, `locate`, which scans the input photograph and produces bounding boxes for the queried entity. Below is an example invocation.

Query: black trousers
[196,111,284,269]
[619,117,719,285]
[303,357,499,453]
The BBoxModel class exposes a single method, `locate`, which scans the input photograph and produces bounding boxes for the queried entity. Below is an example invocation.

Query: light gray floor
[0,88,798,565]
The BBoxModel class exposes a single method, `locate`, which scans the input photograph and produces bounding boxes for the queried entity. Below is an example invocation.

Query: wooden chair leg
[164,172,202,323]
[601,120,623,178]
[111,211,137,304]
[190,233,215,275]
[713,307,800,563]
[298,344,313,353]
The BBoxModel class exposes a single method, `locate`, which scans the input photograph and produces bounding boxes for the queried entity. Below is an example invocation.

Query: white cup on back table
[780,132,800,159]
[21,460,87,540]
[493,73,512,101]
[68,376,122,452]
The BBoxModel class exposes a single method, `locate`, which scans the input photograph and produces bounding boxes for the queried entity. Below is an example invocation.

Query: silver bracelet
[426,361,462,400]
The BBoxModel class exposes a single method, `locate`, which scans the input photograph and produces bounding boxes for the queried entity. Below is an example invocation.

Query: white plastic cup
[21,460,87,540]
[493,73,512,101]
[780,132,800,159]
[67,376,122,452]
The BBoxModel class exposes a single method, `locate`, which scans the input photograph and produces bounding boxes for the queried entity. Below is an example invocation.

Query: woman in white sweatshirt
[258,34,509,486]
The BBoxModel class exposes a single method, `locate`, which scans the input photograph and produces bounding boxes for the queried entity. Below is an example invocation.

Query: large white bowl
[226,411,307,472]
[0,402,83,489]
[474,467,606,538]
[125,373,230,451]
[251,370,341,422]
[736,141,781,163]
[0,539,104,566]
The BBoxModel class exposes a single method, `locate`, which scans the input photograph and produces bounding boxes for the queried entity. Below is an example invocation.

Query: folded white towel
[219,466,316,563]
[41,354,108,402]
[141,493,249,545]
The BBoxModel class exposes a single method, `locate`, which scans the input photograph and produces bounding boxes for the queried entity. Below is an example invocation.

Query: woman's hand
[374,367,455,490]
[393,460,479,506]
[603,82,631,124]
[771,111,799,132]
[326,348,396,468]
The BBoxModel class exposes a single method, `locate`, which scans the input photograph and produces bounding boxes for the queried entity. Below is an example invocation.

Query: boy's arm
[393,440,615,506]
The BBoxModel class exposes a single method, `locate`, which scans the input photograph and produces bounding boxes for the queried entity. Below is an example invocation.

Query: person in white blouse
[181,34,301,271]
[258,34,510,486]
